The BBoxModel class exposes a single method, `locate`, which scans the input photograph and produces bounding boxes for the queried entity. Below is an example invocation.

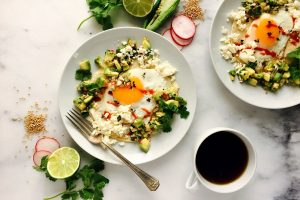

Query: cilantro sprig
[78,0,123,31]
[35,157,109,200]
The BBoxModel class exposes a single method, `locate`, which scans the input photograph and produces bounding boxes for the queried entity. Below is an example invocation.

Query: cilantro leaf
[75,69,92,81]
[89,159,105,173]
[287,47,300,59]
[37,158,109,200]
[33,156,57,182]
[78,0,123,30]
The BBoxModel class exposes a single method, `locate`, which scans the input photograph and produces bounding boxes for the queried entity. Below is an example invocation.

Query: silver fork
[66,108,160,191]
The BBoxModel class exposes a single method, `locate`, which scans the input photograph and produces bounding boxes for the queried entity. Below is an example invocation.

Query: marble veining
[0,0,299,199]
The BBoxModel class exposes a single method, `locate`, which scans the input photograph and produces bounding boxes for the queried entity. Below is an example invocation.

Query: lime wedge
[123,0,154,17]
[47,147,80,179]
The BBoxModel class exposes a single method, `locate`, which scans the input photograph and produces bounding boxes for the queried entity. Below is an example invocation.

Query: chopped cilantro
[36,159,109,200]
[78,0,123,31]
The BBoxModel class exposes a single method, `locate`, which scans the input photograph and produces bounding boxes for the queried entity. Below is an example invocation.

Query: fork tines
[66,108,93,137]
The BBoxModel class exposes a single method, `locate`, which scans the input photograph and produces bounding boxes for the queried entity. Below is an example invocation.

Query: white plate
[210,0,300,109]
[58,27,197,165]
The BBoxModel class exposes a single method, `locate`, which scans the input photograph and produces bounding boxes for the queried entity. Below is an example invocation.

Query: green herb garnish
[78,0,123,31]
[36,157,109,200]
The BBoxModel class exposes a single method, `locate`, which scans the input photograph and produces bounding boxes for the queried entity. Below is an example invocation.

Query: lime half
[47,147,80,179]
[123,0,154,17]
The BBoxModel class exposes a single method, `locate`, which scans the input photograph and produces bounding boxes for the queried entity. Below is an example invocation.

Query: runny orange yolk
[112,77,144,105]
[255,18,280,49]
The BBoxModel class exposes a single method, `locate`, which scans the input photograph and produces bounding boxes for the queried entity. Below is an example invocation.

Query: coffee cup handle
[185,171,200,190]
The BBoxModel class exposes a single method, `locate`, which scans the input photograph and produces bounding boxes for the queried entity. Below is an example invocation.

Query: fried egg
[246,10,293,59]
[112,68,170,119]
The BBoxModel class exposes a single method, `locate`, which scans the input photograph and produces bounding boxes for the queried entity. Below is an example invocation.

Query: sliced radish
[35,137,60,153]
[171,15,196,40]
[33,150,51,166]
[170,28,194,46]
[162,29,183,50]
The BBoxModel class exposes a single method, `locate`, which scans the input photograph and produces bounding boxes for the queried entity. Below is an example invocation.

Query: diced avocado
[73,97,87,111]
[153,91,163,101]
[278,62,289,71]
[79,59,91,71]
[133,118,144,128]
[166,99,179,107]
[104,50,115,64]
[104,68,119,77]
[283,72,291,79]
[83,95,93,104]
[142,37,151,49]
[94,56,102,67]
[273,73,282,82]
[127,39,136,47]
[263,73,271,82]
[113,59,122,71]
[121,60,130,71]
[279,78,286,86]
[264,62,274,72]
[139,138,150,153]
[239,70,251,81]
[77,80,93,93]
[294,79,300,85]
[229,75,235,81]
[229,69,236,76]
[248,78,258,86]
[155,112,165,117]
[254,73,264,79]
[245,67,255,76]
[271,83,280,91]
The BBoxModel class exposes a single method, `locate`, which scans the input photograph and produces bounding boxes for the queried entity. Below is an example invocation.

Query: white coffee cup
[185,127,256,193]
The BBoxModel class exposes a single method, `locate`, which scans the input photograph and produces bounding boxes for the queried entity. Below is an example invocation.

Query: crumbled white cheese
[239,49,256,63]
[116,53,123,58]
[122,41,127,45]
[221,26,229,35]
[228,7,247,31]
[156,61,177,77]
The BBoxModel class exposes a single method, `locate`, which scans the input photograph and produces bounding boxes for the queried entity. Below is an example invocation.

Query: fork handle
[101,142,160,191]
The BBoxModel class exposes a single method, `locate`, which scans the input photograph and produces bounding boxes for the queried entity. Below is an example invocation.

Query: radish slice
[171,15,196,40]
[33,150,51,166]
[162,29,183,50]
[170,28,194,46]
[35,137,60,153]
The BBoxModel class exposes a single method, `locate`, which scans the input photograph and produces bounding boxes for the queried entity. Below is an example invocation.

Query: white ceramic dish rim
[58,27,197,165]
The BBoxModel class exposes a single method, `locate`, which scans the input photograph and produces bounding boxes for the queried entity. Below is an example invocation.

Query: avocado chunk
[165,99,179,107]
[133,118,144,128]
[139,138,151,153]
[79,59,91,71]
[104,50,116,64]
[142,37,151,49]
[83,95,93,104]
[113,59,122,71]
[248,78,258,86]
[94,56,102,67]
[145,0,180,31]
[73,97,87,111]
[104,68,119,77]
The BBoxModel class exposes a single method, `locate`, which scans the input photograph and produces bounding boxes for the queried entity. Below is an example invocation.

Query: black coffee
[196,131,248,184]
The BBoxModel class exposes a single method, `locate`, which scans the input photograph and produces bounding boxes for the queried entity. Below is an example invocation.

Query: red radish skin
[172,15,196,40]
[33,150,51,166]
[170,28,194,46]
[162,29,183,50]
[35,136,60,153]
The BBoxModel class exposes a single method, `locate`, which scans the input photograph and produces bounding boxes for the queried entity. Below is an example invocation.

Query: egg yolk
[255,18,280,49]
[112,77,144,105]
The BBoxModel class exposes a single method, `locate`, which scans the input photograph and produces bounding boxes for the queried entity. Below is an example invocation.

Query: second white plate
[210,0,300,109]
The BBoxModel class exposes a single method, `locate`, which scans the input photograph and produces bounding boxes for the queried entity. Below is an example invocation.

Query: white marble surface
[1,0,300,199]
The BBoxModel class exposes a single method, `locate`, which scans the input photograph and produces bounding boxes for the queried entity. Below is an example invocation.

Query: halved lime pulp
[47,147,80,179]
[123,0,154,17]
